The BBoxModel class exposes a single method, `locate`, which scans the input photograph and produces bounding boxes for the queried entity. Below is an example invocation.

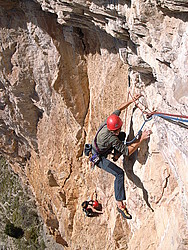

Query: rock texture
[0,0,188,249]
[0,157,62,250]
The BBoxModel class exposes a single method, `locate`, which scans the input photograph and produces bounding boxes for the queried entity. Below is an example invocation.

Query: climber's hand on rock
[141,129,152,141]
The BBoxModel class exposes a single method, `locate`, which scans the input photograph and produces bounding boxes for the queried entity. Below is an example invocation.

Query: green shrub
[4,221,24,239]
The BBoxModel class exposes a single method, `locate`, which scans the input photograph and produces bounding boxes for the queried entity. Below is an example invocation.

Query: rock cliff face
[0,0,187,249]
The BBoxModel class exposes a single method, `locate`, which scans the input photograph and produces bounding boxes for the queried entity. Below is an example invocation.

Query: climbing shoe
[117,206,132,220]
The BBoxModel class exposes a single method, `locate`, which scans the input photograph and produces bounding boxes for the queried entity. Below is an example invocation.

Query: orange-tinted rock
[0,1,187,249]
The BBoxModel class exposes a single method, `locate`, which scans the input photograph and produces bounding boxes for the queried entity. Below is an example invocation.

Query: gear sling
[84,124,106,166]
[90,124,107,165]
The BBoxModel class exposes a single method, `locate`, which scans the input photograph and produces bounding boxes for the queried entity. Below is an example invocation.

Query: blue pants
[96,155,126,201]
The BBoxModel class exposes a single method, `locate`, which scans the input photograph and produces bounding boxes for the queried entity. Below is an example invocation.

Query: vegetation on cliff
[0,157,46,250]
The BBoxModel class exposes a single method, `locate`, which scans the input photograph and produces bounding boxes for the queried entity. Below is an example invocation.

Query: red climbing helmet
[107,114,123,131]
[93,200,99,208]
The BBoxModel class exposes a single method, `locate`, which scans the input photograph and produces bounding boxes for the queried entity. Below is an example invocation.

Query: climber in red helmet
[81,191,102,217]
[91,94,152,219]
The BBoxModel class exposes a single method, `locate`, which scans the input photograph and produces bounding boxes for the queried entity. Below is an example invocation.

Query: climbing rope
[125,86,188,145]
[125,90,153,145]
[128,90,152,114]
[146,112,188,122]
[124,75,131,131]
[126,114,152,145]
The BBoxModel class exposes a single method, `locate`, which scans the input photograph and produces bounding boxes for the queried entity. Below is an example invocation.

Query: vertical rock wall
[0,0,187,249]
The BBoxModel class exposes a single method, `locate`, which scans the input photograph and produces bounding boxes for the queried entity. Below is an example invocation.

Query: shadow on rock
[124,114,154,211]
[123,152,154,212]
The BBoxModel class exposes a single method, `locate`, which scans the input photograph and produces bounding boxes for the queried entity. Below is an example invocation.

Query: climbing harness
[92,123,112,163]
[84,125,105,170]
[84,125,105,166]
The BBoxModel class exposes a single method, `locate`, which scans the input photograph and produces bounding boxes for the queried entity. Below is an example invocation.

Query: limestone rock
[157,0,188,12]
[0,0,187,250]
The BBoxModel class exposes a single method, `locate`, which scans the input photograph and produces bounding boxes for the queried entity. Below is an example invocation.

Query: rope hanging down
[125,91,153,145]
[126,114,152,145]
[125,91,188,145]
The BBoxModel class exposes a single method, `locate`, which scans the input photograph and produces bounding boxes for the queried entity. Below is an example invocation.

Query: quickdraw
[125,88,188,145]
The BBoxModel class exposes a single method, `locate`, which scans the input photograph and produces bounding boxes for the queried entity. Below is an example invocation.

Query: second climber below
[91,94,152,219]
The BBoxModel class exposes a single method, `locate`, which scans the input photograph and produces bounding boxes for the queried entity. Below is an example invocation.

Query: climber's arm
[90,206,103,214]
[87,205,103,214]
[117,94,142,112]
[127,129,152,156]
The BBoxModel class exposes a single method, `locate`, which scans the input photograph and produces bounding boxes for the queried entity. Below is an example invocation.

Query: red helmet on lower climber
[107,114,123,131]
